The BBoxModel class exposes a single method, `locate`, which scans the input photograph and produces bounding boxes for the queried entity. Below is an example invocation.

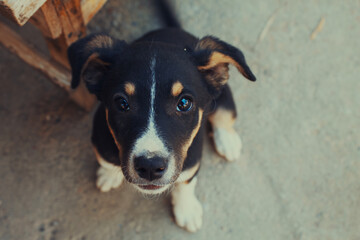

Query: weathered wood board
[0,0,47,26]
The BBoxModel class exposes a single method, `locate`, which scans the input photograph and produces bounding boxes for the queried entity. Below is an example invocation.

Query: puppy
[68,0,256,232]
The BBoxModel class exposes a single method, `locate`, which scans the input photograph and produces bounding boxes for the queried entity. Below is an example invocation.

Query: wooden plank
[81,0,107,24]
[29,0,62,39]
[42,0,96,111]
[53,0,86,46]
[0,21,96,111]
[29,0,108,38]
[45,34,70,69]
[0,21,70,90]
[0,0,47,26]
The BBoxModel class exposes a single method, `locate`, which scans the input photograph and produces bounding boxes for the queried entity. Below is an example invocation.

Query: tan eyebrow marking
[171,81,184,97]
[124,82,135,95]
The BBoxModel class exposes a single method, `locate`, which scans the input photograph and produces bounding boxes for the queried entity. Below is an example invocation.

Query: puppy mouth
[138,184,164,190]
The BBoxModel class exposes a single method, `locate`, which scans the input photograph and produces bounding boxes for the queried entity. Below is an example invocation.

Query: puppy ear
[68,34,127,99]
[194,36,256,90]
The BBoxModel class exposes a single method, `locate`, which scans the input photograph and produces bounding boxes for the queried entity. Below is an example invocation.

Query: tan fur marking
[86,35,114,51]
[81,53,98,78]
[92,145,120,169]
[92,145,103,164]
[195,37,224,51]
[81,53,110,81]
[171,81,184,97]
[105,109,122,156]
[208,108,236,132]
[124,82,135,95]
[201,63,229,89]
[198,52,249,79]
[181,109,204,159]
[176,162,200,184]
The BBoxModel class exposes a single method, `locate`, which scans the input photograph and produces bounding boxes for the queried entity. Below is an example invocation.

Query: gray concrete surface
[1,0,359,239]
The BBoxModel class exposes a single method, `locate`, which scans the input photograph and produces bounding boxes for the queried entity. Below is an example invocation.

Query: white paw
[213,127,242,161]
[96,165,124,192]
[172,196,203,232]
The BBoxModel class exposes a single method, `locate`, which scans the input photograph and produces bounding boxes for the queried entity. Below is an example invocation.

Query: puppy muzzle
[126,154,179,194]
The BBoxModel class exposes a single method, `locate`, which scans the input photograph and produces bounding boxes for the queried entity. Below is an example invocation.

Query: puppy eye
[177,97,193,112]
[115,96,130,112]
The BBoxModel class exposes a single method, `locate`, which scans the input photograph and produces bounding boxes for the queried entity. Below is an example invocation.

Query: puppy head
[68,34,255,194]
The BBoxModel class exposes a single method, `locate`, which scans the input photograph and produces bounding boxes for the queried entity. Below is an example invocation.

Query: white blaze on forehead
[131,55,169,157]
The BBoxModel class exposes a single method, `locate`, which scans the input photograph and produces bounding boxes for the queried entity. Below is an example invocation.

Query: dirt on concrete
[0,0,359,239]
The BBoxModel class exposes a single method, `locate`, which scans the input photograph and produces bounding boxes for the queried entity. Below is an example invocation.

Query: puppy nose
[134,156,167,181]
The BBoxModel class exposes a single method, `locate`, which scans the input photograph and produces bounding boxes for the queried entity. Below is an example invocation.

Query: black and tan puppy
[68,0,255,232]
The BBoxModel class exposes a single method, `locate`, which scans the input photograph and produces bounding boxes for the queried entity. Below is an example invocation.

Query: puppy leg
[209,84,242,161]
[91,105,124,192]
[171,178,202,232]
[93,147,124,192]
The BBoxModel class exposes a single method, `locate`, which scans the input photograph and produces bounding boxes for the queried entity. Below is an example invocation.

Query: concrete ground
[0,0,359,239]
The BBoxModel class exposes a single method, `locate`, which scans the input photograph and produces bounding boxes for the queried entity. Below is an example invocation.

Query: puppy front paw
[213,127,242,162]
[172,195,203,232]
[96,165,124,192]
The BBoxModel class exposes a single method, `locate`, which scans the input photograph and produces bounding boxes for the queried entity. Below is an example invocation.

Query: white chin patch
[133,184,171,195]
